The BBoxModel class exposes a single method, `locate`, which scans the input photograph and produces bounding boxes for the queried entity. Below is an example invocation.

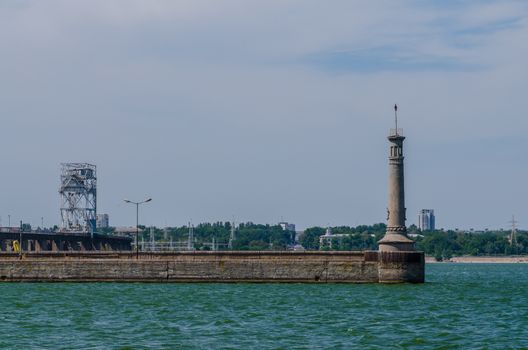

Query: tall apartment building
[418,209,435,231]
[96,214,110,229]
[279,222,296,232]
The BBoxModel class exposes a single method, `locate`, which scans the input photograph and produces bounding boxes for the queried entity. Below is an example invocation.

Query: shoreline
[426,256,528,263]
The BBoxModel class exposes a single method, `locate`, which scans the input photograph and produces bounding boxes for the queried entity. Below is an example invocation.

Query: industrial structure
[0,163,131,252]
[0,229,130,252]
[59,163,97,233]
[378,105,416,252]
[418,209,435,231]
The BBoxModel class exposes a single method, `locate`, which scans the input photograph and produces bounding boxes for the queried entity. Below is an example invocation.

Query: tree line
[414,229,527,260]
[100,222,527,257]
[117,222,294,251]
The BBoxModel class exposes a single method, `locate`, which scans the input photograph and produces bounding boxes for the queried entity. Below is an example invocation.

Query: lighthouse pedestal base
[378,233,415,252]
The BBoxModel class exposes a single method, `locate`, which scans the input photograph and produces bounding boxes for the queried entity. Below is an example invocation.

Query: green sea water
[0,263,527,349]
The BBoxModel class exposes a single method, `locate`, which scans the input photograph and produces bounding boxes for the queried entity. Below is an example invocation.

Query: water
[0,264,527,349]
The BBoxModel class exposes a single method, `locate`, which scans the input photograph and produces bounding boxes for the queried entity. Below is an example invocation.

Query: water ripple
[1,264,528,349]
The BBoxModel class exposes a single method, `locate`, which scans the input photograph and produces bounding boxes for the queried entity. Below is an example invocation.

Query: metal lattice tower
[187,222,194,251]
[228,220,236,250]
[509,215,518,249]
[59,163,97,233]
[150,227,155,251]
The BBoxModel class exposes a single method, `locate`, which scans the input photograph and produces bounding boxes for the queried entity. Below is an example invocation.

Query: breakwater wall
[0,251,424,283]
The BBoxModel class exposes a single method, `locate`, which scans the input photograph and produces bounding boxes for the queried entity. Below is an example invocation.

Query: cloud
[297,1,527,73]
[302,47,480,73]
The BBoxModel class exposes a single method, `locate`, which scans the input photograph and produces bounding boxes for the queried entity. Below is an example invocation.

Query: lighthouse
[378,104,415,252]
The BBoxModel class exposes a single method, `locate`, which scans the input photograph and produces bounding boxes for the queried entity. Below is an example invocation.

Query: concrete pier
[0,251,424,283]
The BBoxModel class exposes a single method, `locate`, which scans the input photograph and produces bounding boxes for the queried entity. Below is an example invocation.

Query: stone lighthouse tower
[378,104,415,252]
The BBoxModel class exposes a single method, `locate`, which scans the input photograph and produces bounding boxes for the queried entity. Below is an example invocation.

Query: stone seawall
[0,251,424,283]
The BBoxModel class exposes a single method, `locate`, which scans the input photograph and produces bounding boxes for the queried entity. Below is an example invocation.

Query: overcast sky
[0,0,527,230]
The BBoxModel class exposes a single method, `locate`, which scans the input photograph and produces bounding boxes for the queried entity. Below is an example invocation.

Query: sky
[0,0,527,230]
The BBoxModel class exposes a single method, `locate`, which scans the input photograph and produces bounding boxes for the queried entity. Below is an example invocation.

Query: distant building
[319,227,348,249]
[418,209,435,231]
[279,222,296,232]
[96,214,110,229]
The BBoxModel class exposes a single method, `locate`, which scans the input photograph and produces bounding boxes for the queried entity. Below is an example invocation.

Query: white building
[319,227,349,249]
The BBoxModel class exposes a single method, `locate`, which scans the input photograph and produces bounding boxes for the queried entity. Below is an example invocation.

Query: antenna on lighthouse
[394,104,398,134]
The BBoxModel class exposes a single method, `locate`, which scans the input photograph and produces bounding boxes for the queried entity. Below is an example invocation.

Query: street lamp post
[124,198,152,259]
